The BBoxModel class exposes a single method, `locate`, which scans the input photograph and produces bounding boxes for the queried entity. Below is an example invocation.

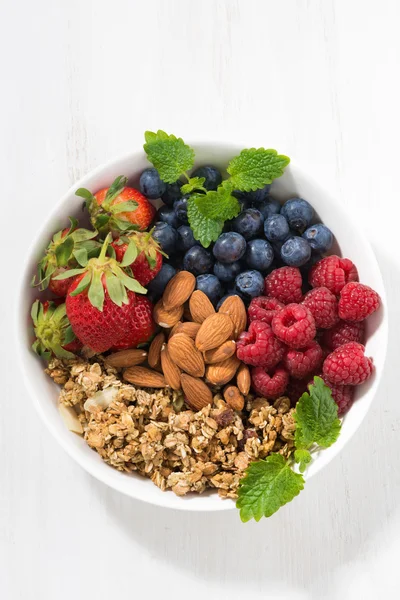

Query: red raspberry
[236,321,286,369]
[322,320,365,350]
[264,267,303,304]
[323,342,373,385]
[286,378,309,404]
[251,366,289,399]
[302,286,338,329]
[307,373,355,416]
[338,282,381,322]
[283,341,323,379]
[309,255,358,295]
[248,296,284,325]
[271,304,316,348]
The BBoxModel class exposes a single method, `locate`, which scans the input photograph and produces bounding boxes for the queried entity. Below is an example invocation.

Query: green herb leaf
[143,130,195,183]
[111,201,138,214]
[227,148,290,191]
[181,176,206,195]
[187,195,224,248]
[55,236,74,267]
[236,454,304,522]
[193,184,240,221]
[294,449,312,473]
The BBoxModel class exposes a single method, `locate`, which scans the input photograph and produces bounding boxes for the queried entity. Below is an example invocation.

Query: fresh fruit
[322,320,365,350]
[156,205,179,228]
[264,214,290,242]
[237,321,286,369]
[322,342,373,385]
[223,385,244,411]
[213,260,242,283]
[177,225,199,252]
[328,383,354,416]
[284,341,323,379]
[236,363,251,395]
[162,271,196,310]
[123,366,166,388]
[231,209,264,240]
[139,167,167,199]
[195,313,234,352]
[109,295,155,351]
[254,197,281,219]
[180,373,213,411]
[191,165,222,191]
[285,378,309,404]
[309,255,359,295]
[104,349,148,368]
[218,294,247,339]
[204,340,236,364]
[280,237,311,267]
[242,184,271,204]
[168,333,205,377]
[303,223,333,252]
[161,181,183,206]
[302,287,338,329]
[271,304,316,348]
[234,270,264,300]
[183,245,214,275]
[174,196,190,224]
[251,366,289,399]
[264,267,303,304]
[205,355,241,386]
[189,290,216,323]
[196,274,223,305]
[245,239,274,272]
[338,282,381,322]
[213,232,247,264]
[148,332,165,368]
[31,300,82,360]
[147,263,176,295]
[281,198,314,233]
[248,296,284,325]
[153,299,184,328]
[152,222,178,255]
[111,231,163,286]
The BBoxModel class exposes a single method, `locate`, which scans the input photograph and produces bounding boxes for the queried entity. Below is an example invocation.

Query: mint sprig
[143,130,195,183]
[227,148,290,191]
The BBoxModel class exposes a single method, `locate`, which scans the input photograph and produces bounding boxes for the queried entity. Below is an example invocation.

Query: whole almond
[123,366,166,388]
[153,299,184,328]
[168,333,205,377]
[218,295,247,339]
[105,349,147,368]
[189,290,215,324]
[171,321,201,340]
[204,340,236,364]
[206,355,241,386]
[148,332,165,368]
[236,363,251,395]
[181,374,213,411]
[160,344,181,390]
[162,271,196,311]
[223,385,245,411]
[168,321,183,338]
[195,313,234,352]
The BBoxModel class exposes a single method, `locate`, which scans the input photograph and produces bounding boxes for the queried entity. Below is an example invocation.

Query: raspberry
[251,366,289,399]
[286,378,309,404]
[248,296,284,325]
[236,321,286,369]
[309,255,358,295]
[271,303,316,348]
[302,286,338,329]
[264,267,303,304]
[283,341,323,379]
[307,373,355,416]
[322,320,365,350]
[323,342,373,385]
[338,282,381,322]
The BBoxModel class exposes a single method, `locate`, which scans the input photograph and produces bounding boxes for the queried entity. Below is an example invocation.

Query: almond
[160,344,181,390]
[171,321,201,340]
[104,349,147,368]
[148,332,165,368]
[162,271,196,311]
[153,299,184,328]
[205,355,241,386]
[236,363,251,395]
[195,313,234,352]
[189,290,215,323]
[168,321,183,338]
[223,385,245,411]
[123,366,166,388]
[168,333,205,377]
[218,295,247,339]
[204,340,236,364]
[180,374,212,411]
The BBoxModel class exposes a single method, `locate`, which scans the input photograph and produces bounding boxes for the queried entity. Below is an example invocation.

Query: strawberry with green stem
[111,229,166,286]
[31,300,82,360]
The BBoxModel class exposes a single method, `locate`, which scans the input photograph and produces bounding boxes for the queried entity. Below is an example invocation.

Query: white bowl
[16,143,388,511]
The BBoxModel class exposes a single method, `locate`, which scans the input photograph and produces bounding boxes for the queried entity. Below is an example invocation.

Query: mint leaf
[227,148,290,191]
[187,195,224,248]
[294,449,312,473]
[144,130,195,183]
[181,176,206,195]
[236,454,304,522]
[194,184,240,221]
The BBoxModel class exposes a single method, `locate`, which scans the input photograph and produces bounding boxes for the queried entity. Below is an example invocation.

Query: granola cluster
[46,357,296,499]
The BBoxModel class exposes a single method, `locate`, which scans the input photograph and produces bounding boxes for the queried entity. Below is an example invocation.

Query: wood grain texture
[1,0,400,598]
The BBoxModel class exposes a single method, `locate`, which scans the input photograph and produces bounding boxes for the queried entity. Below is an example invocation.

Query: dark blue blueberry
[281,198,314,233]
[213,260,242,283]
[255,197,281,219]
[156,205,179,228]
[213,232,246,264]
[232,191,250,212]
[139,168,167,199]
[147,263,176,295]
[242,184,271,203]
[245,239,274,272]
[177,225,199,252]
[196,274,223,306]
[161,181,183,207]
[167,253,184,270]
[152,222,178,255]
[234,270,264,300]
[303,223,333,252]
[191,165,222,191]
[183,246,214,276]
[231,209,264,240]
[174,195,189,224]
[280,236,311,267]
[217,292,245,310]
[264,214,290,242]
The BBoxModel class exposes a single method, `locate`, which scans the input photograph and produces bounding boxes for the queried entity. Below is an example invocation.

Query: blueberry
[167,253,184,270]
[234,270,264,300]
[264,214,290,242]
[161,181,183,207]
[191,165,222,191]
[255,197,281,219]
[213,232,246,264]
[280,236,311,267]
[139,168,167,199]
[196,274,223,305]
[303,223,333,252]
[156,205,179,228]
[183,246,214,275]
[174,196,189,224]
[147,263,176,295]
[242,184,271,203]
[152,222,178,255]
[213,260,242,283]
[231,209,264,240]
[281,198,314,233]
[177,225,199,252]
[245,239,274,272]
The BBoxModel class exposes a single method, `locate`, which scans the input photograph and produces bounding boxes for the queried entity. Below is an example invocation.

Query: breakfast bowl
[16,141,388,512]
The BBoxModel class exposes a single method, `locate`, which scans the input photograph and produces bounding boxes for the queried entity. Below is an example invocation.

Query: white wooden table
[1,1,399,598]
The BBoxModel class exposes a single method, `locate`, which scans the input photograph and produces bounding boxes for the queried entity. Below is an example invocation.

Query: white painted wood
[1,0,400,597]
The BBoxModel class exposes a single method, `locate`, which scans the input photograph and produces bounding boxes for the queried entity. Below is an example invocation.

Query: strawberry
[31,300,82,360]
[110,295,155,350]
[111,230,164,285]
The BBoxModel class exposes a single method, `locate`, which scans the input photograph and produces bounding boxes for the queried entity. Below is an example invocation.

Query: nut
[160,343,181,390]
[205,355,241,386]
[171,321,201,340]
[189,290,215,323]
[195,313,234,352]
[162,271,196,310]
[218,295,247,339]
[153,299,184,328]
[180,374,213,411]
[148,332,165,368]
[104,349,147,368]
[168,333,205,377]
[204,340,236,364]
[223,385,245,411]
[236,363,251,395]
[123,366,166,388]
